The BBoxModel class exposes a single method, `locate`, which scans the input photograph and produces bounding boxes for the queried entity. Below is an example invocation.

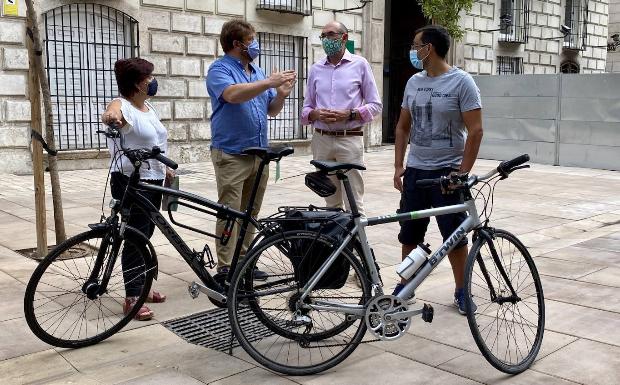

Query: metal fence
[255,0,312,16]
[257,32,309,141]
[44,3,139,151]
[474,73,620,170]
[498,0,530,43]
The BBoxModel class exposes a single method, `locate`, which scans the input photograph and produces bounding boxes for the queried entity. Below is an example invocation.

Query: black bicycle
[23,126,293,348]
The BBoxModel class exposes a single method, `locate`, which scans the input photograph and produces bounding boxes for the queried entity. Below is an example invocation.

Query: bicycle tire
[465,228,545,374]
[228,230,371,375]
[24,227,155,348]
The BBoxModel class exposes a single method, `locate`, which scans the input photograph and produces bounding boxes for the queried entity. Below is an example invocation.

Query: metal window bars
[44,3,139,151]
[496,56,524,75]
[256,0,312,16]
[564,0,589,50]
[498,0,530,43]
[257,32,309,141]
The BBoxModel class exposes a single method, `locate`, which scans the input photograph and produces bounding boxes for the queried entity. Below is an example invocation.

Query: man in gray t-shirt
[393,25,483,315]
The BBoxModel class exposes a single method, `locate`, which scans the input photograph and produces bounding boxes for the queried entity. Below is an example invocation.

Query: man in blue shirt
[207,20,296,280]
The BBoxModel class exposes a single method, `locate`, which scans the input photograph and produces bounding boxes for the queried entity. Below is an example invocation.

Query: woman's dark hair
[220,19,255,53]
[414,25,451,59]
[114,58,154,98]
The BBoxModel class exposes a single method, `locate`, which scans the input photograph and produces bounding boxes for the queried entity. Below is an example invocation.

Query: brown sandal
[146,290,167,303]
[124,297,154,321]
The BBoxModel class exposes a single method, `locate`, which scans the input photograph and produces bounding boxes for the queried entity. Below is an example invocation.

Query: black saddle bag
[280,209,352,290]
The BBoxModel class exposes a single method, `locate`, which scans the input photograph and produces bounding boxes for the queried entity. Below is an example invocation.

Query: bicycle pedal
[188,282,200,299]
[422,303,434,323]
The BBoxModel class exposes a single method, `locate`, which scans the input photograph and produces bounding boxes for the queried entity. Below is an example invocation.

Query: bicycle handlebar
[415,154,530,189]
[98,125,178,170]
[153,148,178,170]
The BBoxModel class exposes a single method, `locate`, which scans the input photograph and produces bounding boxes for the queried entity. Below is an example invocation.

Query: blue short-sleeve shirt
[207,54,275,154]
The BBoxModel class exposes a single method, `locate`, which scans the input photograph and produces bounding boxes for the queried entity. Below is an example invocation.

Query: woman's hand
[101,100,125,128]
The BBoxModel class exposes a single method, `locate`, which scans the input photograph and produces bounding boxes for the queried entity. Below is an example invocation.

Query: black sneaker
[253,268,269,281]
[213,266,230,285]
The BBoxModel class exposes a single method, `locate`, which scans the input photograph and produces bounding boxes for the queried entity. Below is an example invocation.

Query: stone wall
[0,1,30,173]
[460,0,609,75]
[0,0,386,174]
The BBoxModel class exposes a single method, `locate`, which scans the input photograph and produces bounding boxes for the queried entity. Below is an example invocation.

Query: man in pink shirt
[302,21,382,216]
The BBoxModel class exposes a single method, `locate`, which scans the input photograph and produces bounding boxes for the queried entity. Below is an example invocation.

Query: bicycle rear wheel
[228,230,371,375]
[465,228,545,374]
[24,227,154,348]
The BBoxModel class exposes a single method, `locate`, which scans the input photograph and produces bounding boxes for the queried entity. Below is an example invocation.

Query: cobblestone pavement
[1,147,619,384]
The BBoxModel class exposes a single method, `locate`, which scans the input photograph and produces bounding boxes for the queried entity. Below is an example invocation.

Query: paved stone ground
[1,147,619,385]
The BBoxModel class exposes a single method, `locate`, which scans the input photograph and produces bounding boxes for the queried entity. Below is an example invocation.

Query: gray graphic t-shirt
[401,67,482,170]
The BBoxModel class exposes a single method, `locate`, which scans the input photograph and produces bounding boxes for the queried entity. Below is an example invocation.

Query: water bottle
[397,243,431,280]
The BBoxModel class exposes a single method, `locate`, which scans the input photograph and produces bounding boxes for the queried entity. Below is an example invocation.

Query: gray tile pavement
[1,147,619,384]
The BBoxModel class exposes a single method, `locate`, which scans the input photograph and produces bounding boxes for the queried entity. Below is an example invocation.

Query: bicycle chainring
[365,295,410,341]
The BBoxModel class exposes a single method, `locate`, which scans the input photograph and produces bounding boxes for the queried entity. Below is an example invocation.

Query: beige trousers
[211,149,269,268]
[311,133,365,216]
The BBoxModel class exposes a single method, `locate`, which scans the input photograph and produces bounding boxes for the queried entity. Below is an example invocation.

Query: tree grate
[162,306,285,352]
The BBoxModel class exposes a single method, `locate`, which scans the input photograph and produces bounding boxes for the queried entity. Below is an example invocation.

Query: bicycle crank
[365,295,411,341]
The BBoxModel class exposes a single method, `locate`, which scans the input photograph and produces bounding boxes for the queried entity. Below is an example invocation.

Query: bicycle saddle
[310,160,366,172]
[241,146,294,160]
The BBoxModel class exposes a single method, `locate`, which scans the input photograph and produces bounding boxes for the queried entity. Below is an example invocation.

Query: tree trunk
[26,15,48,258]
[25,0,66,243]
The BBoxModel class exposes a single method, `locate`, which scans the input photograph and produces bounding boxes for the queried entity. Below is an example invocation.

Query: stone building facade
[607,0,620,71]
[0,0,386,174]
[458,0,610,75]
[0,0,616,174]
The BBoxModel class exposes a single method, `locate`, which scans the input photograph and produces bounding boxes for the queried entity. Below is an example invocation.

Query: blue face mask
[146,78,158,97]
[409,47,428,70]
[241,39,260,60]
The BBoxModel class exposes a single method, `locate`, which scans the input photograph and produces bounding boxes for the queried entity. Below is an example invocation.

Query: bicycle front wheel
[24,227,155,348]
[465,228,545,374]
[228,230,371,375]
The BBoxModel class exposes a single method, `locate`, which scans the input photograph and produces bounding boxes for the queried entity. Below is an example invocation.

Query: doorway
[382,0,428,143]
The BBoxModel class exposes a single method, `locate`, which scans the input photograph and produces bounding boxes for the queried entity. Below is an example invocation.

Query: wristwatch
[349,109,358,121]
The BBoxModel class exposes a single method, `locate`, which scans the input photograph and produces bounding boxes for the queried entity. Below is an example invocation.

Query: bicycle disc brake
[365,295,410,341]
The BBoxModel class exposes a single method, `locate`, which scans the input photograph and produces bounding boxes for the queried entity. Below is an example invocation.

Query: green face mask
[322,37,343,56]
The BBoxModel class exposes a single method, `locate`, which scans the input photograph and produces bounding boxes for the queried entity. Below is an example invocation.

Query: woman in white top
[101,58,172,321]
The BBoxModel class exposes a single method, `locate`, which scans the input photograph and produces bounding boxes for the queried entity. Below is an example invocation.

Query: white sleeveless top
[107,98,168,180]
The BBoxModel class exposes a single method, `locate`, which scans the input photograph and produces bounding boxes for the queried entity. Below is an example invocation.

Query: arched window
[44,4,139,150]
[560,60,580,73]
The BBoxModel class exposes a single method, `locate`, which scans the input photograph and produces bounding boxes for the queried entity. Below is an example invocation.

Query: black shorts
[397,167,468,248]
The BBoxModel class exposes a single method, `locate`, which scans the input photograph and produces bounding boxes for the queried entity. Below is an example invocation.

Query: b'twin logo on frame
[429,227,466,266]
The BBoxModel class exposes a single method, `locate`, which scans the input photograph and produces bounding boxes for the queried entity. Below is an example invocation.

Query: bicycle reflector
[305,171,337,197]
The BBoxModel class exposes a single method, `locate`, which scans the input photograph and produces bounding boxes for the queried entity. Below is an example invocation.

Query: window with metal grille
[257,33,308,141]
[560,60,580,73]
[44,4,139,151]
[497,56,524,74]
[564,0,589,50]
[499,0,530,43]
[256,0,312,16]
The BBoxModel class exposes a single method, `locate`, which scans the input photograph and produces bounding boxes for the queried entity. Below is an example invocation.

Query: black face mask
[146,78,158,96]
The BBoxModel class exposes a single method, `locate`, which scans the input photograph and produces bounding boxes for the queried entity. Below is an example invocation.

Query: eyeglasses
[319,32,343,40]
[411,43,429,50]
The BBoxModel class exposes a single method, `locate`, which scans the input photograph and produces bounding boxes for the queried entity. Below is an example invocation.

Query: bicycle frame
[300,175,482,317]
[99,159,268,302]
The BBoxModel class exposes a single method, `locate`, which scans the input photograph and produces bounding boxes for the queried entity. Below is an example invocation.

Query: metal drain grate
[162,306,284,352]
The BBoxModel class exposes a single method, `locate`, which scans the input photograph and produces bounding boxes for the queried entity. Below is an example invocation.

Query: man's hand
[276,79,296,98]
[268,69,296,88]
[393,167,406,192]
[309,109,349,123]
[325,109,350,122]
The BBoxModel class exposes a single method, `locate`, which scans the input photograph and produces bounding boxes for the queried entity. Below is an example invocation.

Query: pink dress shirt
[301,50,382,130]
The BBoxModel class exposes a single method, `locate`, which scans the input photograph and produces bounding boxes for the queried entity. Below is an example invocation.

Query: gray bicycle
[227,154,544,376]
